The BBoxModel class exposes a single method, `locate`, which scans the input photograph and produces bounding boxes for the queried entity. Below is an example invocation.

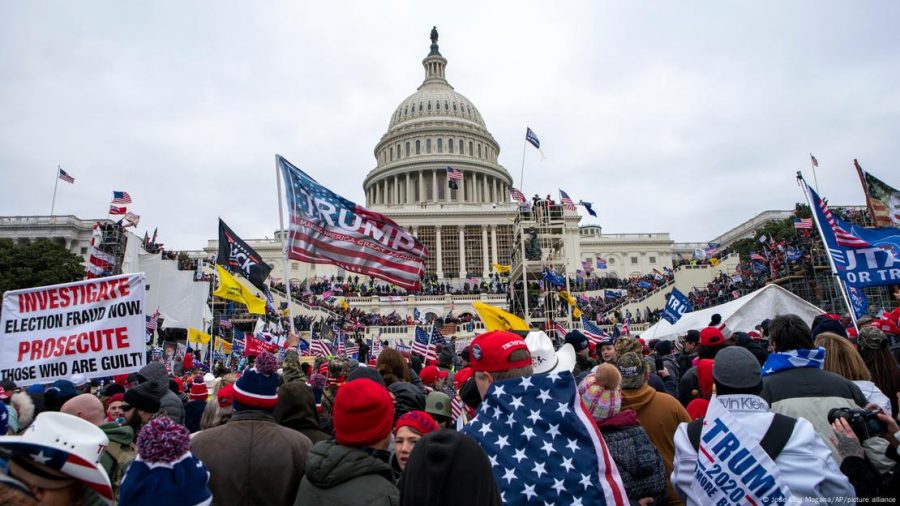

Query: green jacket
[85,423,135,506]
[294,440,399,506]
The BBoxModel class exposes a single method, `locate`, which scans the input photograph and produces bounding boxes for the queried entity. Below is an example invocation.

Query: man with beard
[122,380,167,433]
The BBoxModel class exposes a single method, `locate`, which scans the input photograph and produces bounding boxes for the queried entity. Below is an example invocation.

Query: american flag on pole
[551,321,569,340]
[278,155,427,291]
[310,339,332,358]
[621,318,631,336]
[510,187,526,204]
[58,166,75,183]
[447,166,464,181]
[559,189,576,211]
[581,316,610,344]
[109,206,127,215]
[412,325,437,362]
[111,191,132,204]
[812,186,870,247]
[793,217,813,230]
[461,373,627,505]
[810,153,819,167]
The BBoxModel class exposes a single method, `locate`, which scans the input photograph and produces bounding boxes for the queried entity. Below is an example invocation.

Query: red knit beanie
[394,410,439,436]
[333,378,394,447]
[189,377,208,401]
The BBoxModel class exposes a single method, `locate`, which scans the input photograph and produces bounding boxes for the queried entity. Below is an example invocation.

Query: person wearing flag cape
[672,347,854,504]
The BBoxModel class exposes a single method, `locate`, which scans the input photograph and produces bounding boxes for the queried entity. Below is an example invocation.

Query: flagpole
[796,172,856,326]
[50,165,60,216]
[519,133,527,196]
[275,155,297,335]
[809,154,820,194]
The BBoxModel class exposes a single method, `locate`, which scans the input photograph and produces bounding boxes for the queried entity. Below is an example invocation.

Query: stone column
[419,170,425,203]
[394,176,400,204]
[435,226,444,278]
[458,226,466,278]
[492,178,498,203]
[481,225,489,277]
[405,173,411,204]
[482,175,489,203]
[491,225,498,264]
[432,169,438,202]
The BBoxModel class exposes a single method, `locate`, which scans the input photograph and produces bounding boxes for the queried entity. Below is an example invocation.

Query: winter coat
[389,382,425,423]
[597,410,667,504]
[274,382,331,444]
[294,440,399,506]
[672,394,855,504]
[137,362,184,425]
[99,422,135,498]
[677,366,700,406]
[621,384,690,505]
[760,366,867,462]
[191,410,313,506]
[184,399,206,434]
[573,353,597,377]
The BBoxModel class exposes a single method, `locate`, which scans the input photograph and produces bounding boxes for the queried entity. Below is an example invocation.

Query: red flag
[244,335,279,356]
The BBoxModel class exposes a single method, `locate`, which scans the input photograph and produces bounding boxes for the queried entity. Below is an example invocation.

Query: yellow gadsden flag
[188,327,211,345]
[213,265,266,315]
[559,291,582,319]
[215,336,232,355]
[491,263,511,274]
[472,302,529,332]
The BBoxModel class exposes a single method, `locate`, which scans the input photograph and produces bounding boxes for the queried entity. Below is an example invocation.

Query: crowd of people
[2,301,898,504]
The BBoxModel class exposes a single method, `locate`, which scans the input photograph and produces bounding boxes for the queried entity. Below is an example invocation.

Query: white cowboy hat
[525,331,576,375]
[0,411,113,504]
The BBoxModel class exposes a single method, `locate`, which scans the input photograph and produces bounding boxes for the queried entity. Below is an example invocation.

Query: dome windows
[437,138,443,153]
[426,139,432,153]
[405,142,410,157]
[416,140,421,154]
[448,138,454,153]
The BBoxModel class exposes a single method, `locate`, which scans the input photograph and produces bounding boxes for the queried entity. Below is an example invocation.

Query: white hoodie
[672,394,855,504]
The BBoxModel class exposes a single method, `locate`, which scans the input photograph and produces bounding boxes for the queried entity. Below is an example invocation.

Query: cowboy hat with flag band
[524,331,576,374]
[0,411,114,504]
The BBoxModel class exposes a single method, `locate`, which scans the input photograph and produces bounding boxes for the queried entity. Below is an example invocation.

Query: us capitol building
[1,30,706,299]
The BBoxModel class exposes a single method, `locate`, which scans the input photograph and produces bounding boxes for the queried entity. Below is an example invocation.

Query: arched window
[419,103,423,112]
[469,142,473,156]
[477,144,482,158]
[448,138,454,153]
[396,144,401,159]
[427,101,431,111]
[389,147,394,161]
[458,139,464,153]
[453,102,457,112]
[416,140,421,154]
[444,101,449,111]
[405,142,410,157]
[426,139,432,153]
[437,138,443,153]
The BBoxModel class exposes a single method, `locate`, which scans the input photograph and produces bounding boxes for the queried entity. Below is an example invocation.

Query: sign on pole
[1,274,147,386]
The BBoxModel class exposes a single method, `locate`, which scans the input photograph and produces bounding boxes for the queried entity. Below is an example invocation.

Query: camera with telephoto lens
[827,407,887,440]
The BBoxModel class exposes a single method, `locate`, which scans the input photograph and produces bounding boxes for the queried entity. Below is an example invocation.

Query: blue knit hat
[118,417,212,506]
[233,351,279,411]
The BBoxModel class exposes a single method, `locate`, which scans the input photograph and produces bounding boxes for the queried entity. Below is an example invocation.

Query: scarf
[761,347,825,376]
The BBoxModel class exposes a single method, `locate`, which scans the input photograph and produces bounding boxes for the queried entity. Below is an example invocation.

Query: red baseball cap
[454,367,474,390]
[470,331,531,373]
[699,327,725,347]
[419,365,448,386]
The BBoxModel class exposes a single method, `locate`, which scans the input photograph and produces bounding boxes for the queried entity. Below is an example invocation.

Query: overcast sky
[2,1,898,250]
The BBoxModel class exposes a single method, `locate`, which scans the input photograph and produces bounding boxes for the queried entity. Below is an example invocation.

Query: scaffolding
[507,201,575,329]
[90,221,128,277]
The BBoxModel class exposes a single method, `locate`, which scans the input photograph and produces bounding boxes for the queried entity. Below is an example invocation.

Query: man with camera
[760,314,868,462]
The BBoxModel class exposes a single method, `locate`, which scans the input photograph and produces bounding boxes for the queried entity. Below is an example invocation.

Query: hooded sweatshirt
[274,382,330,444]
[294,440,399,506]
[621,383,690,505]
[596,410,667,505]
[399,430,501,506]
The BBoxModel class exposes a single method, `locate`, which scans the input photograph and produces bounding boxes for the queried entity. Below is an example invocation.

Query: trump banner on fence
[1,274,147,386]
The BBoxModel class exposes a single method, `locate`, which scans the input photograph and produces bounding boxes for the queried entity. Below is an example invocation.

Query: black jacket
[295,440,399,506]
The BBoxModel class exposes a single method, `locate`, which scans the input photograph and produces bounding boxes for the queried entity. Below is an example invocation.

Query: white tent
[640,284,824,342]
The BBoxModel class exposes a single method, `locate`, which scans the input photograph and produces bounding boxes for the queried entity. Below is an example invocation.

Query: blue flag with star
[461,372,627,505]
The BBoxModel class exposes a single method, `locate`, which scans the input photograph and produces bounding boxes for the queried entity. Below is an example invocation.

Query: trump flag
[278,155,427,291]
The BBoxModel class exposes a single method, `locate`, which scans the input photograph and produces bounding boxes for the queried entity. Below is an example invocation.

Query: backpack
[104,440,137,493]
[687,413,797,460]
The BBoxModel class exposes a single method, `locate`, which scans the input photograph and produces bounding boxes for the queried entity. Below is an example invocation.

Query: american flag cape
[278,155,427,291]
[461,372,627,505]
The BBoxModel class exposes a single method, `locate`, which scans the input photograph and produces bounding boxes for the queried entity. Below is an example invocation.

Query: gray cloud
[1,1,898,249]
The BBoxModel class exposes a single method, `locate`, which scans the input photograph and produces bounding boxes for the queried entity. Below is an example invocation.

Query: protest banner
[1,273,146,386]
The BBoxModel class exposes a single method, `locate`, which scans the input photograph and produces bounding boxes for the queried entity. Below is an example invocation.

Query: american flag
[559,189,576,211]
[145,309,160,341]
[109,205,127,215]
[413,307,421,321]
[793,217,813,230]
[371,337,383,358]
[450,394,463,423]
[111,191,132,204]
[279,155,427,291]
[447,166,464,181]
[310,339,332,358]
[510,187,526,204]
[218,318,232,329]
[750,252,767,262]
[581,316,610,344]
[810,153,819,167]
[621,318,631,336]
[811,186,870,247]
[461,373,627,505]
[57,166,75,183]
[412,326,437,361]
[551,321,569,340]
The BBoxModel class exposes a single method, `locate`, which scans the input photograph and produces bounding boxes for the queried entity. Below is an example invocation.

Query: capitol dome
[363,29,513,208]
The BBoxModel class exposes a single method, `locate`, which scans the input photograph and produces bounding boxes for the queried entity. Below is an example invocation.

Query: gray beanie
[712,347,762,389]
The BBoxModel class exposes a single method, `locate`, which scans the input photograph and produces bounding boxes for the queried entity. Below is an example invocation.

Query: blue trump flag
[462,372,627,505]
[848,286,869,320]
[579,201,598,217]
[661,288,693,324]
[525,127,540,149]
[804,180,900,288]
